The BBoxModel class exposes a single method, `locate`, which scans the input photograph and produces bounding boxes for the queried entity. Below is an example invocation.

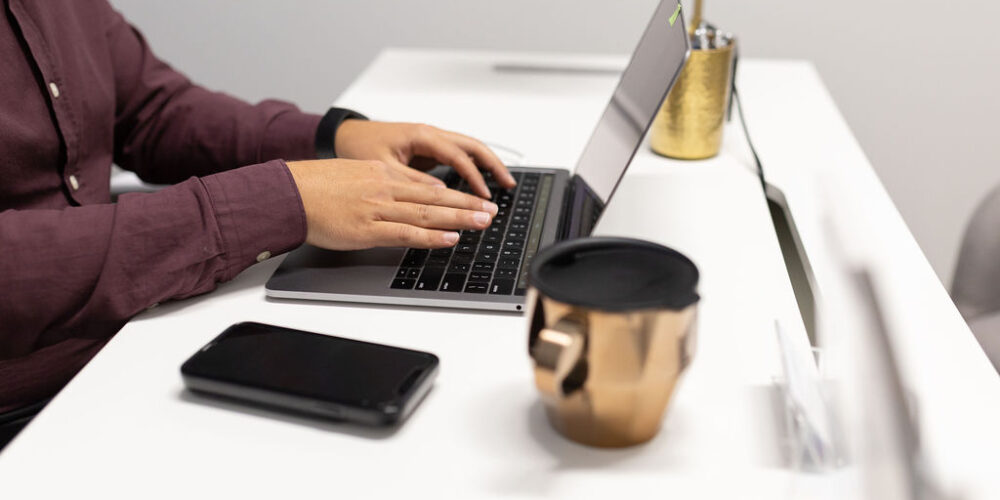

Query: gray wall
[110,0,1000,286]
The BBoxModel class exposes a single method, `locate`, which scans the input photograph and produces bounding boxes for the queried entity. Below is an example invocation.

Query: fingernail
[473,212,491,226]
[443,232,459,245]
[482,201,498,215]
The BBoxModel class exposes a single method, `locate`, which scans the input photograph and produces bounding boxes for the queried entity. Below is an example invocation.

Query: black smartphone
[181,322,439,426]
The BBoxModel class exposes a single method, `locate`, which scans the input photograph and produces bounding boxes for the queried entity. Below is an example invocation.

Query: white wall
[110,0,1000,287]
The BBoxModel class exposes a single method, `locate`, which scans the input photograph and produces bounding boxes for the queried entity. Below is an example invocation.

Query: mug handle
[531,318,585,400]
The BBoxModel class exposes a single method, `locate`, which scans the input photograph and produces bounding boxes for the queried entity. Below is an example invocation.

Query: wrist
[314,107,368,159]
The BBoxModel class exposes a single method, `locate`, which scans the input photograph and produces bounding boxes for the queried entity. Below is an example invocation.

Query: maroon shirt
[0,0,323,411]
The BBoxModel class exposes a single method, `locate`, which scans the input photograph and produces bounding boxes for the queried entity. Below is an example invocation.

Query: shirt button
[256,251,272,263]
[68,174,80,191]
[48,82,60,99]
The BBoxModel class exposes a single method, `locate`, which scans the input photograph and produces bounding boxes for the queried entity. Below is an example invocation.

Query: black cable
[732,86,767,193]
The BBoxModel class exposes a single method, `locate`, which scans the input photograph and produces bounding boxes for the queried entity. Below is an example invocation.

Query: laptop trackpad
[267,245,405,295]
[280,245,404,269]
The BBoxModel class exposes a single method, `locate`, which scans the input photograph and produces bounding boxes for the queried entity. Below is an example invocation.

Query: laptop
[266,0,691,312]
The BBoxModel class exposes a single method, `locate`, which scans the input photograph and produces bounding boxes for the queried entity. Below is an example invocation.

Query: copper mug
[527,237,699,448]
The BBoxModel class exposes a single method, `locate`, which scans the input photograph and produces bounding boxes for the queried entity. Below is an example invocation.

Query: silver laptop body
[266,0,691,312]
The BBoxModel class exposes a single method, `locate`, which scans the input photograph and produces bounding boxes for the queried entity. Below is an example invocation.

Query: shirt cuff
[258,105,323,162]
[200,159,307,281]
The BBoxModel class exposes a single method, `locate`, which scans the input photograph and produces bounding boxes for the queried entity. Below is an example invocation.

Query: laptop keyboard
[390,170,553,297]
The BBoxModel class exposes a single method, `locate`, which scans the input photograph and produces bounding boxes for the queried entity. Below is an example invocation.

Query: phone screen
[183,323,437,407]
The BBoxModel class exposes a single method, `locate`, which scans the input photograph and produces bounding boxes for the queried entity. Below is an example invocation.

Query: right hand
[286,159,498,250]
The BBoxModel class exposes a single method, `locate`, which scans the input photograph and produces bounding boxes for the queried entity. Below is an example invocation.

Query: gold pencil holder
[651,37,736,160]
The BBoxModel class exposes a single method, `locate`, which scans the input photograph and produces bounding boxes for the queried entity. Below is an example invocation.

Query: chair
[952,183,1000,371]
[0,399,49,453]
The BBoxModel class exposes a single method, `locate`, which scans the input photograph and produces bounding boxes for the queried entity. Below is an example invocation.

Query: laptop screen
[573,0,691,203]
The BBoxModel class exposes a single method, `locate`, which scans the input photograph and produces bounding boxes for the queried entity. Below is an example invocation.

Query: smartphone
[181,322,439,426]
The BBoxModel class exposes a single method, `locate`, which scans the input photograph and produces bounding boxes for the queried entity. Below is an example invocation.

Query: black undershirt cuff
[314,107,368,159]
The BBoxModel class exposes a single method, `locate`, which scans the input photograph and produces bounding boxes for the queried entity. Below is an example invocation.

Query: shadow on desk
[474,382,792,496]
[176,388,402,441]
[524,400,647,467]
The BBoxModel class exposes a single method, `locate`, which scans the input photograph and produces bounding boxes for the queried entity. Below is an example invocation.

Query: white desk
[1,49,997,499]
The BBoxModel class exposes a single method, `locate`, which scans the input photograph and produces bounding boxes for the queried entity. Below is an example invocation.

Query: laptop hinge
[558,175,605,241]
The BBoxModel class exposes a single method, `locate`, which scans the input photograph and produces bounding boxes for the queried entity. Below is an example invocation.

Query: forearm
[114,82,321,183]
[0,160,305,357]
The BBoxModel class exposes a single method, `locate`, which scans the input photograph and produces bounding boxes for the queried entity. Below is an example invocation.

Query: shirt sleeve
[0,160,306,409]
[104,4,322,184]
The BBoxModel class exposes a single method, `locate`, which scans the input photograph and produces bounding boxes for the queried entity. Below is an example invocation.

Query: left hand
[334,120,516,199]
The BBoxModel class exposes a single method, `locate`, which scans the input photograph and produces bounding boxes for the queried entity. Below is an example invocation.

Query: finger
[444,131,517,189]
[372,221,460,249]
[378,201,493,231]
[391,181,498,215]
[386,159,445,187]
[413,135,491,199]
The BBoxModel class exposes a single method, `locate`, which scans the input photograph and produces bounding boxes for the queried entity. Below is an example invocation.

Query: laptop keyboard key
[416,267,445,291]
[448,262,470,273]
[503,240,524,250]
[498,257,520,269]
[483,233,503,244]
[402,249,428,267]
[495,268,516,279]
[469,271,492,282]
[477,252,498,263]
[396,268,409,278]
[427,256,450,267]
[472,262,495,272]
[500,248,522,259]
[391,278,416,289]
[489,278,515,295]
[440,273,467,292]
[451,253,473,265]
[456,243,476,254]
[406,268,421,278]
[443,172,461,188]
[464,283,488,294]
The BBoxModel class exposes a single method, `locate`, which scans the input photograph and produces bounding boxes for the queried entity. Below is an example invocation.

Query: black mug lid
[529,237,700,312]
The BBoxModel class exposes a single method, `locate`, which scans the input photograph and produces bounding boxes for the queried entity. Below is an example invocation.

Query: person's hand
[334,120,516,199]
[286,159,498,250]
